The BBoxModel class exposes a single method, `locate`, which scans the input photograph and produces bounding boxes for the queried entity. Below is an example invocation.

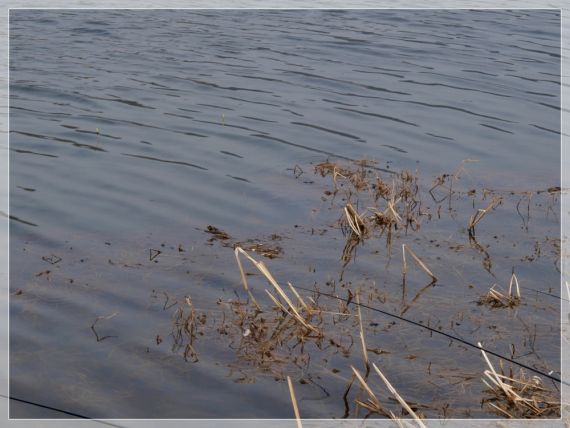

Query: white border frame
[0,2,567,427]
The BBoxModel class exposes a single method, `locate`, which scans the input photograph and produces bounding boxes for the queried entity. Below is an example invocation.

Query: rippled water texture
[9,10,560,419]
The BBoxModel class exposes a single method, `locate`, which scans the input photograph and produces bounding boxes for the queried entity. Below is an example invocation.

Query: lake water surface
[9,9,561,419]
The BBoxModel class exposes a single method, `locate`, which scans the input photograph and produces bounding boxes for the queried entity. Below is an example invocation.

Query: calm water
[9,10,560,419]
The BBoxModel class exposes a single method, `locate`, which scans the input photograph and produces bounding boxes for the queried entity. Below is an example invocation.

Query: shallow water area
[9,9,561,419]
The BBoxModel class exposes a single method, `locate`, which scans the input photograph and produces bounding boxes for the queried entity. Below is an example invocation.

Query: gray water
[9,10,560,419]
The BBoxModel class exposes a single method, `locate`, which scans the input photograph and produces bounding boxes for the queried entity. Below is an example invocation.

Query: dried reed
[344,203,366,237]
[468,196,502,233]
[356,291,369,373]
[479,274,521,308]
[372,363,426,428]
[287,376,303,428]
[402,244,437,281]
[351,365,389,416]
[351,364,426,427]
[234,247,320,333]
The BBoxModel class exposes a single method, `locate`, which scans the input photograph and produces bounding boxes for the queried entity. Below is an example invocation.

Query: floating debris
[42,254,62,265]
[149,248,162,261]
[205,225,232,241]
[91,312,118,342]
[234,240,282,259]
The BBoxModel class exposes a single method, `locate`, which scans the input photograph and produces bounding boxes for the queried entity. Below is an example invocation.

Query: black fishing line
[289,284,565,385]
[519,284,567,302]
[1,394,125,426]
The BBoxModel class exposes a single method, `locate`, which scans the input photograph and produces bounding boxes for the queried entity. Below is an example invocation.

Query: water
[9,10,560,419]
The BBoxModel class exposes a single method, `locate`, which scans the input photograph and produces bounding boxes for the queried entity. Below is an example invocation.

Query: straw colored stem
[356,292,369,371]
[402,244,437,281]
[235,247,319,333]
[234,247,262,310]
[351,366,384,411]
[287,376,303,428]
[345,203,364,237]
[288,282,311,314]
[265,289,292,315]
[372,363,426,428]
[508,273,520,299]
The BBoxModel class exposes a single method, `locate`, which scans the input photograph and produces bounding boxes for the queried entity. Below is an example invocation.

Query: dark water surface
[9,10,560,419]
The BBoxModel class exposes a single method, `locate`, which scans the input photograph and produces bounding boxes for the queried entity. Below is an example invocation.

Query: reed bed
[157,157,561,419]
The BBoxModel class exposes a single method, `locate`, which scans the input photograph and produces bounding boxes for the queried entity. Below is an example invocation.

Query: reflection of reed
[401,279,437,316]
[468,233,494,275]
[171,296,199,362]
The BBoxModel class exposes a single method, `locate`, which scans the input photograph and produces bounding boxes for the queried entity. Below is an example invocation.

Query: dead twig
[91,312,118,342]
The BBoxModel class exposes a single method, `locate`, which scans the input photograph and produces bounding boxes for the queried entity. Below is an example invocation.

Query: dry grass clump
[235,247,321,333]
[225,247,329,371]
[219,298,317,371]
[315,159,424,265]
[314,159,372,192]
[479,273,521,308]
[479,343,560,418]
[315,160,421,230]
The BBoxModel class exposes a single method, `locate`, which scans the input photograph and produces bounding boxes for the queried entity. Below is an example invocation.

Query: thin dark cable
[519,285,566,301]
[1,394,124,426]
[290,284,565,385]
